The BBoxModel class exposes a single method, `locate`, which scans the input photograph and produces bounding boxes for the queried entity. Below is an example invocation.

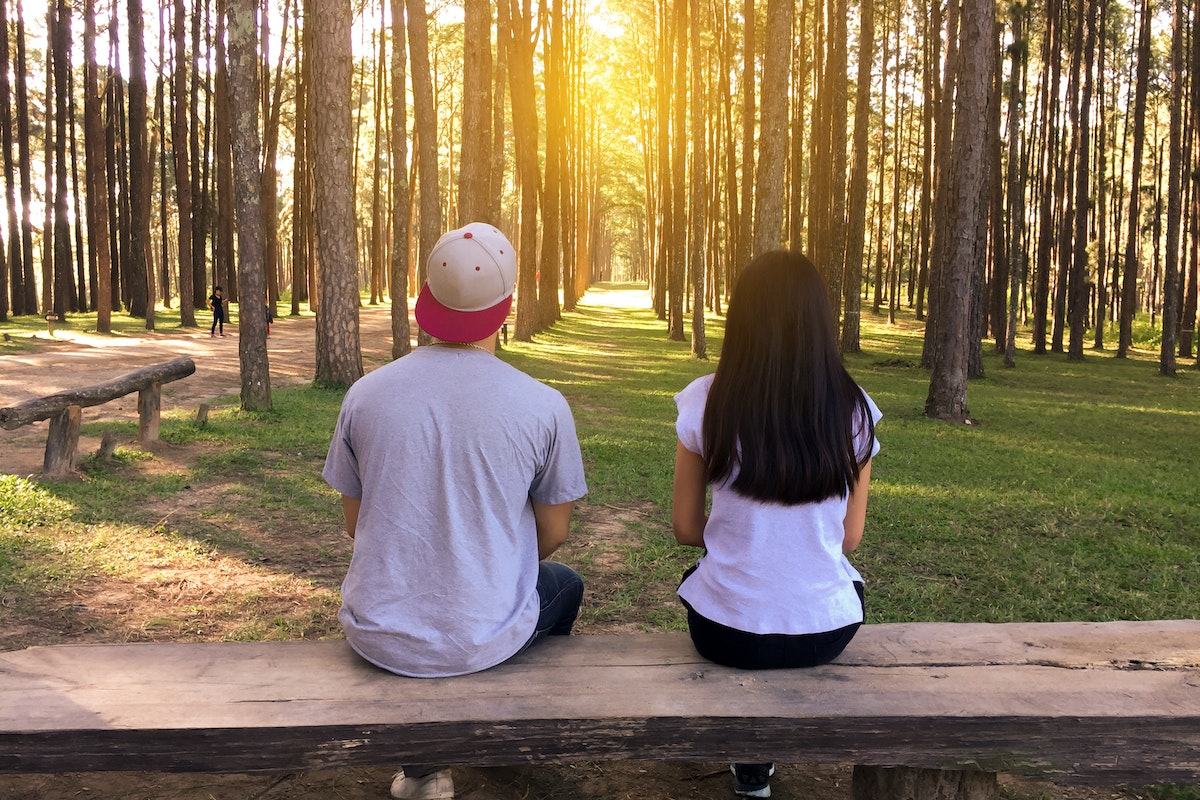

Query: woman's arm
[672,440,708,548]
[842,459,872,553]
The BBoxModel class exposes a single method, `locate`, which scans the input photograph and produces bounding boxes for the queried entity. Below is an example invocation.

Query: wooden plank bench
[1,621,1197,797]
[0,357,195,477]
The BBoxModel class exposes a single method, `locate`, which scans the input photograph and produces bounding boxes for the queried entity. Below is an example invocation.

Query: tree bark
[751,0,791,254]
[390,0,412,359]
[310,0,364,387]
[925,0,995,422]
[505,0,541,342]
[841,0,874,353]
[407,0,441,345]
[171,0,196,327]
[460,0,493,225]
[126,0,151,319]
[227,0,272,410]
[1118,0,1151,358]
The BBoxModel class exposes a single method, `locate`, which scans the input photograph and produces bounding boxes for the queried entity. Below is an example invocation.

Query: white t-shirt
[674,374,881,635]
[324,347,587,677]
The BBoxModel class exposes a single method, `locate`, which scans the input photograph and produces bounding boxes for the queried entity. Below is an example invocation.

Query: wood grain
[2,622,1197,783]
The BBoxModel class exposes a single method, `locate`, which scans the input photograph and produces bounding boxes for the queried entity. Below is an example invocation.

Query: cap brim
[415,283,513,343]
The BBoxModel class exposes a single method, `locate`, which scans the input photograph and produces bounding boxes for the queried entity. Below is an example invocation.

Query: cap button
[463,232,474,239]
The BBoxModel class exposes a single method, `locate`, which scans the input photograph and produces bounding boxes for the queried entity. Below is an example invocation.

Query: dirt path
[0,305,402,475]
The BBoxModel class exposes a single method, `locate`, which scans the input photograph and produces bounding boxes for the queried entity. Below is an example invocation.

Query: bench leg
[138,382,162,443]
[44,406,81,477]
[852,765,998,800]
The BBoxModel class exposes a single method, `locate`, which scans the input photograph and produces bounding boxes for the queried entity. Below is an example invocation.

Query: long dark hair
[702,250,874,504]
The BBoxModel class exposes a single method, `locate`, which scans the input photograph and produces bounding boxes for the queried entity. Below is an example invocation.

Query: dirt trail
[0,305,402,475]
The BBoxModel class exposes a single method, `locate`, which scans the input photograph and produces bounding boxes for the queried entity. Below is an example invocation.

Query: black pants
[681,568,865,670]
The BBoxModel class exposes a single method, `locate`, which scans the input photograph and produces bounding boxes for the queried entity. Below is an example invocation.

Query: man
[323,222,587,800]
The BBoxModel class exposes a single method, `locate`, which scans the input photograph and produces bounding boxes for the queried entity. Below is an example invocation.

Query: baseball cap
[414,223,517,342]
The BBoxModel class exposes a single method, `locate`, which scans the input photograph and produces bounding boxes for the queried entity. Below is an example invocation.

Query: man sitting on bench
[323,222,588,800]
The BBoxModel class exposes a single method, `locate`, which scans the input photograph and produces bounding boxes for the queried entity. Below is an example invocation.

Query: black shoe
[731,763,775,798]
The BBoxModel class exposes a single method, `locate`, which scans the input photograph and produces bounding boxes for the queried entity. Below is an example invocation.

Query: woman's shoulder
[676,373,715,403]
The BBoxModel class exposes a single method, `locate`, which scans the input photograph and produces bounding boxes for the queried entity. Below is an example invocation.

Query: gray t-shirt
[323,347,587,677]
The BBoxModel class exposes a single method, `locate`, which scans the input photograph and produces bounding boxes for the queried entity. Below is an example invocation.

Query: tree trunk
[841,0,874,353]
[689,0,706,358]
[667,0,686,341]
[227,0,272,410]
[52,0,75,318]
[1159,0,1185,375]
[310,0,364,387]
[0,0,19,319]
[214,1,237,301]
[1003,2,1027,368]
[126,0,150,319]
[1118,0,1150,358]
[460,0,493,225]
[539,0,565,331]
[407,0,441,346]
[171,0,196,327]
[390,0,412,359]
[16,0,38,315]
[736,0,754,280]
[505,0,540,342]
[751,0,791,254]
[926,0,994,422]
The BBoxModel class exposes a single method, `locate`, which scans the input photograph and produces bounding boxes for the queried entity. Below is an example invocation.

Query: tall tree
[390,0,412,358]
[1159,0,1185,375]
[1117,0,1151,358]
[15,0,37,315]
[539,0,565,330]
[505,0,541,341]
[171,0,195,327]
[310,0,364,386]
[408,0,441,344]
[841,0,874,353]
[459,0,492,224]
[51,0,74,318]
[227,0,271,409]
[926,0,995,421]
[1067,0,1098,360]
[689,0,706,358]
[0,0,17,319]
[127,0,151,320]
[751,0,791,253]
[1003,0,1028,368]
[736,0,754,277]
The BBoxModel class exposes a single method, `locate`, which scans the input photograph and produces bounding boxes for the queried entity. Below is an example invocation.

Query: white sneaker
[391,768,454,799]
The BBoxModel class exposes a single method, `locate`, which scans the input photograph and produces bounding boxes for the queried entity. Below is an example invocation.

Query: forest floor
[0,302,1147,800]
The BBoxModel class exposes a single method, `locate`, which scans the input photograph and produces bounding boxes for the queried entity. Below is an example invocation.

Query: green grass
[2,284,1197,634]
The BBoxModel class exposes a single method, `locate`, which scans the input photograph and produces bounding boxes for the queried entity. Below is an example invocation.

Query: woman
[672,250,881,798]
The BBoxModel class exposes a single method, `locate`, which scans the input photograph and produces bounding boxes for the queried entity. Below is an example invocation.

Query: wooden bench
[0,357,195,477]
[1,621,1197,797]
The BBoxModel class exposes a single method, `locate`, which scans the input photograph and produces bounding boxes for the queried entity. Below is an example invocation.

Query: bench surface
[2,621,1198,783]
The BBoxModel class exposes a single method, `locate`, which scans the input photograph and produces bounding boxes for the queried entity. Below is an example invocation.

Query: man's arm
[532,499,575,560]
[341,494,362,539]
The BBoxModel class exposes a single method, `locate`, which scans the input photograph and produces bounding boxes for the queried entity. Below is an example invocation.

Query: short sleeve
[674,374,714,455]
[323,400,363,499]
[528,394,588,505]
[855,389,882,463]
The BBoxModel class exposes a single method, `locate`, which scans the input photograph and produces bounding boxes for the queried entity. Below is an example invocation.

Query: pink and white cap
[415,223,517,343]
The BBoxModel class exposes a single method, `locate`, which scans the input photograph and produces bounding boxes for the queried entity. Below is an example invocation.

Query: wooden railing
[1,357,195,477]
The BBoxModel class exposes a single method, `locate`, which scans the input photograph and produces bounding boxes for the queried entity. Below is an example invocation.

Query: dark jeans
[403,561,583,778]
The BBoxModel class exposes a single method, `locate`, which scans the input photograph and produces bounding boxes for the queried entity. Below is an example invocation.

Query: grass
[2,283,1197,641]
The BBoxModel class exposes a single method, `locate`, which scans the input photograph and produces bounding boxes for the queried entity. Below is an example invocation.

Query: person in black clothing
[209,285,225,337]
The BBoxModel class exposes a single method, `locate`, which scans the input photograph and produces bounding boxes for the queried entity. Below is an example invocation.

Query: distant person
[208,285,225,337]
[265,298,274,336]
[671,250,881,799]
[323,222,587,800]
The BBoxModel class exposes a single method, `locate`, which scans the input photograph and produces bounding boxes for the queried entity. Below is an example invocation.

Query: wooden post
[43,406,81,477]
[138,382,162,443]
[852,766,998,800]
